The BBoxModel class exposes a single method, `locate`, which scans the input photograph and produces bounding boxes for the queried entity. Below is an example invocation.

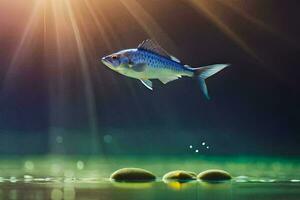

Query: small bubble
[202,142,206,146]
[56,136,63,144]
[206,146,210,149]
[76,161,84,170]
[195,149,199,153]
[103,134,113,144]
[189,145,193,149]
[24,161,34,171]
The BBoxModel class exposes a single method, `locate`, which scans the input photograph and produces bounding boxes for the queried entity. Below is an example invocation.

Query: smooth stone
[197,169,232,181]
[110,168,156,182]
[163,170,197,182]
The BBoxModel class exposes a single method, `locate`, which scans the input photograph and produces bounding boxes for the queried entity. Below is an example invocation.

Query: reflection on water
[0,180,232,200]
[0,179,299,200]
[0,156,299,200]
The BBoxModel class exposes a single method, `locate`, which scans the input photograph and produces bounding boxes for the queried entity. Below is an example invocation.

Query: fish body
[101,39,229,99]
[111,48,194,79]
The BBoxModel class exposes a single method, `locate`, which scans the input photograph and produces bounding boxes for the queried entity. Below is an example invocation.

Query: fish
[101,39,229,99]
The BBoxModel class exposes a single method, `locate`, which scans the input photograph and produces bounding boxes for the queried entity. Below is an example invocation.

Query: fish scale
[135,50,189,74]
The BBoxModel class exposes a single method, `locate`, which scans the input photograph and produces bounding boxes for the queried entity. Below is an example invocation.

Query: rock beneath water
[197,169,232,181]
[110,168,156,182]
[163,170,197,182]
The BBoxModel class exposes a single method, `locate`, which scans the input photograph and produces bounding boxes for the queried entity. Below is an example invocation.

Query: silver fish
[101,39,229,99]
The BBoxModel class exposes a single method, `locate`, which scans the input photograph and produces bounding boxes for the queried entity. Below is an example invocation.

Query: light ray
[119,0,177,52]
[189,0,261,62]
[217,0,298,46]
[48,0,67,125]
[92,0,122,48]
[2,0,42,91]
[83,0,113,51]
[64,0,100,153]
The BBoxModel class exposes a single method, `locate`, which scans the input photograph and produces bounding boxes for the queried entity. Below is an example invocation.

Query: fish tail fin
[192,64,229,99]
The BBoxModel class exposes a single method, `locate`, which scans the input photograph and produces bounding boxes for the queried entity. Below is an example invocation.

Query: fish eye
[112,55,117,60]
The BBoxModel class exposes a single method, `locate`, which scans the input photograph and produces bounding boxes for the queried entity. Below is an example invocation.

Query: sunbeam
[83,0,113,51]
[64,0,100,153]
[119,0,177,52]
[2,0,43,91]
[189,0,261,62]
[216,0,298,47]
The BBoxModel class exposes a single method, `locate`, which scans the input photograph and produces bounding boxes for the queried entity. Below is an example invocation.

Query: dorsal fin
[138,39,180,62]
[170,55,181,63]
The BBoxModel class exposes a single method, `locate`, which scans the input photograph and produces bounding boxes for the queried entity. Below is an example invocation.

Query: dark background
[0,0,299,156]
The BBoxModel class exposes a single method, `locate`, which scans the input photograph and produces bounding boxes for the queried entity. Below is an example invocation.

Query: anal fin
[140,79,153,90]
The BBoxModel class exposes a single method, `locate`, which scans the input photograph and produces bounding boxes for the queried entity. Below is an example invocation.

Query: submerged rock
[197,169,232,181]
[163,170,197,182]
[110,168,156,182]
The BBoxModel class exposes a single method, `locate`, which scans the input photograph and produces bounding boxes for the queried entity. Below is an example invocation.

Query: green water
[0,156,299,200]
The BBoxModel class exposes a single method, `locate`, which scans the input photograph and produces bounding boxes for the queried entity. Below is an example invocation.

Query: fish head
[101,50,131,72]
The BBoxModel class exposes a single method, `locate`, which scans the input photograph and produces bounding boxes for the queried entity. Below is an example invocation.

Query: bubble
[189,145,193,149]
[195,149,199,153]
[202,142,206,146]
[51,189,63,200]
[103,135,113,144]
[206,146,210,149]
[56,136,63,144]
[76,161,84,170]
[24,161,34,171]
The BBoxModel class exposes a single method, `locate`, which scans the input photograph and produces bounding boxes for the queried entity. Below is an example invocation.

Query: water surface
[0,156,299,200]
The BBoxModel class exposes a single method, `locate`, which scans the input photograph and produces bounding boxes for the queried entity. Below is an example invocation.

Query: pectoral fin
[140,79,153,90]
[159,76,179,84]
[130,63,147,72]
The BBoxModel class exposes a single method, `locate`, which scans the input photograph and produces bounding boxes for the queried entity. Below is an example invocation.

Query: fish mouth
[101,56,111,65]
[101,56,117,70]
